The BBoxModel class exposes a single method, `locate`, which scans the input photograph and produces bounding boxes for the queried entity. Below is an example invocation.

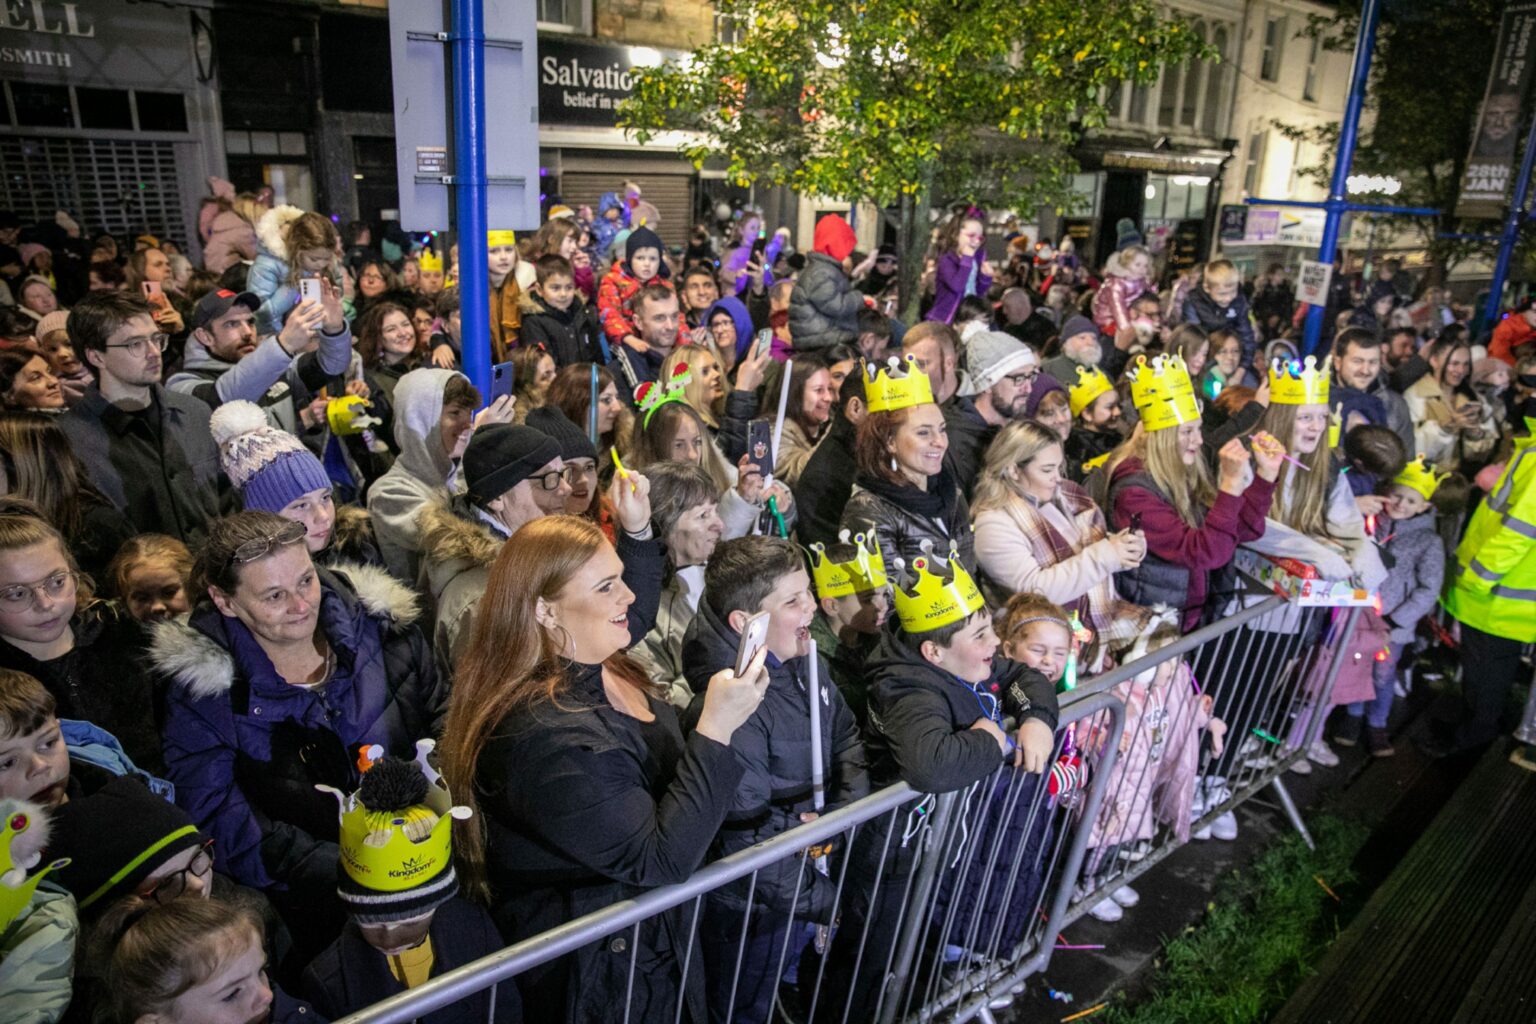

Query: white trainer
[1110,885,1140,908]
[1307,738,1340,768]
[1088,896,1123,922]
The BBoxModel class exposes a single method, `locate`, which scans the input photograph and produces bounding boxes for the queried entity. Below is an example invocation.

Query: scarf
[855,463,959,521]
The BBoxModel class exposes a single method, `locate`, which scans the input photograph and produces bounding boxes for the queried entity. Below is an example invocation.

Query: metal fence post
[876,790,960,1024]
[1510,660,1536,771]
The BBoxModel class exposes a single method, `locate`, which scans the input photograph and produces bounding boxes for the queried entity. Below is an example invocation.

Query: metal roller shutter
[0,135,185,241]
[559,169,694,250]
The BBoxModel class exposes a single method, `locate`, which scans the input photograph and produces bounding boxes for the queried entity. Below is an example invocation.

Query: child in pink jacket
[1092,245,1155,336]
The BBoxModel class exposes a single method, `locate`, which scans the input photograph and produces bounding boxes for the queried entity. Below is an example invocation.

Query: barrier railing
[335,587,1363,1024]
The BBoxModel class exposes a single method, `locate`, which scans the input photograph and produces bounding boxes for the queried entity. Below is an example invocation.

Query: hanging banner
[1455,0,1536,219]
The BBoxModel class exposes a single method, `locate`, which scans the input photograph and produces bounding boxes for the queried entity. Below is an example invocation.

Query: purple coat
[927,251,993,323]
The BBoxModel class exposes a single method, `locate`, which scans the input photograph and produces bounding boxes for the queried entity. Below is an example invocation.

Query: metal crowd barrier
[335,588,1364,1024]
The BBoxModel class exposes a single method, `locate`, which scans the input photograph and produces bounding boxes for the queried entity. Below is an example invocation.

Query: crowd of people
[0,190,1534,1024]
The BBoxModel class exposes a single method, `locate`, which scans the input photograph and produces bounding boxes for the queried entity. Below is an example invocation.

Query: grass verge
[1100,814,1369,1024]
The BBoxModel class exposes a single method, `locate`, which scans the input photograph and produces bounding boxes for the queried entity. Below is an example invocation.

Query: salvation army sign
[538,37,676,127]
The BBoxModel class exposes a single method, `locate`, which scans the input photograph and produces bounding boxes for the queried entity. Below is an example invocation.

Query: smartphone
[753,328,774,359]
[141,280,163,302]
[1129,513,1143,533]
[489,360,515,405]
[299,276,324,305]
[735,610,770,676]
[745,418,774,478]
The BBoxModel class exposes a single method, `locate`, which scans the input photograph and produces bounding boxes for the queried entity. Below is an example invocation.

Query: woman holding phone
[441,515,769,1023]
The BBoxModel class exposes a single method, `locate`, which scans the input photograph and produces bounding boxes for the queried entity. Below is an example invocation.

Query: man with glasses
[168,285,353,436]
[418,422,661,674]
[59,291,229,545]
[944,330,1041,494]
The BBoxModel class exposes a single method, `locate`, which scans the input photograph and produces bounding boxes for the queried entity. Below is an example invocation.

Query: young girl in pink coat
[1091,245,1155,336]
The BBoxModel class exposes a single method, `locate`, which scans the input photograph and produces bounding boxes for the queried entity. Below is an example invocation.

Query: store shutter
[0,136,185,242]
[559,170,694,251]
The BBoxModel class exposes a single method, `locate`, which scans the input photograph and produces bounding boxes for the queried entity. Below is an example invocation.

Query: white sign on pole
[1297,259,1334,307]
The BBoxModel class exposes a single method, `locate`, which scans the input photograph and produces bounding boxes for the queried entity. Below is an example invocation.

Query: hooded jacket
[199,177,260,273]
[1181,285,1257,362]
[366,368,465,582]
[248,205,308,335]
[520,291,606,367]
[154,564,445,893]
[787,216,862,351]
[1376,510,1444,644]
[841,465,977,574]
[702,295,756,364]
[862,626,1058,793]
[679,598,868,919]
[591,191,630,260]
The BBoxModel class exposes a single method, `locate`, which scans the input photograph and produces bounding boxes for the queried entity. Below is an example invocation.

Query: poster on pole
[1296,259,1333,308]
[1455,0,1536,219]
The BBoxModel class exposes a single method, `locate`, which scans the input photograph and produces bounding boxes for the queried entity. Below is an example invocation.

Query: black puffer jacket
[521,295,606,367]
[941,395,999,500]
[0,601,163,773]
[680,599,868,919]
[478,659,745,1024]
[792,411,858,548]
[788,251,861,351]
[862,625,1058,793]
[841,466,976,574]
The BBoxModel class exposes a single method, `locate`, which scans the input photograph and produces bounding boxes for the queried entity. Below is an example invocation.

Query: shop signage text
[0,1,94,37]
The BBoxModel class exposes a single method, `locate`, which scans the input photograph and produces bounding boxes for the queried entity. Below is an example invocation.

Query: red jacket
[1108,457,1275,631]
[1489,312,1536,366]
[595,266,688,349]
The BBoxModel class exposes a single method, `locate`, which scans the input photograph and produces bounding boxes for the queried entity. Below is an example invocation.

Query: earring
[890,454,900,472]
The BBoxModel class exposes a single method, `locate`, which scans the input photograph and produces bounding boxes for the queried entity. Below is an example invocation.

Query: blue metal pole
[1481,110,1536,331]
[451,0,490,399]
[1302,0,1381,358]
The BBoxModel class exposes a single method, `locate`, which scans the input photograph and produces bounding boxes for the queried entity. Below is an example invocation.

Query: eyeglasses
[1004,369,1040,388]
[104,333,169,357]
[229,520,308,567]
[0,570,77,610]
[533,469,570,491]
[138,838,215,903]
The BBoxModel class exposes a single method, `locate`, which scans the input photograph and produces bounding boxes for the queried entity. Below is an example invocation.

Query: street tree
[1275,0,1504,285]
[618,0,1207,317]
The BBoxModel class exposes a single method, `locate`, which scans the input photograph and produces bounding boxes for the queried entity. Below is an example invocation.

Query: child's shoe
[1088,896,1123,922]
[1288,754,1313,776]
[1365,726,1396,758]
[1110,885,1140,908]
[1333,714,1363,748]
[1210,810,1239,841]
[1307,738,1340,768]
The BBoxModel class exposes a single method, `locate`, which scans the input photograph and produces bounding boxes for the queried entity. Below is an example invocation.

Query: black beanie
[46,776,204,912]
[526,405,597,462]
[625,226,669,278]
[462,423,561,505]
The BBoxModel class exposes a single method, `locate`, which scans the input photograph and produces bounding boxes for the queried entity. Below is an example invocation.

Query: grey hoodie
[366,367,465,581]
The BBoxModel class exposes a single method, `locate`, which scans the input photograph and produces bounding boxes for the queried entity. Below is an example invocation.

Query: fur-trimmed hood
[148,563,420,701]
[418,496,503,573]
[254,204,304,263]
[332,504,375,554]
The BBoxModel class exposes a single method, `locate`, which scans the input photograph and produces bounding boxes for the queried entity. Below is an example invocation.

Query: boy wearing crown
[1334,458,1447,757]
[1064,363,1125,482]
[808,532,894,725]
[679,535,867,1024]
[304,749,518,1023]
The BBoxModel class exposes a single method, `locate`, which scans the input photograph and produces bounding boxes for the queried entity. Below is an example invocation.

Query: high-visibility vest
[1442,424,1536,643]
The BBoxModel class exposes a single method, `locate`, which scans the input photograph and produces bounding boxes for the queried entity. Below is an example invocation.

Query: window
[1261,16,1287,83]
[537,0,589,33]
[1243,131,1268,195]
[1203,26,1230,135]
[1288,139,1303,194]
[10,83,72,128]
[716,9,742,44]
[134,92,188,133]
[76,88,133,131]
[1180,21,1206,129]
[1157,62,1182,128]
[1129,80,1152,125]
[1303,34,1321,101]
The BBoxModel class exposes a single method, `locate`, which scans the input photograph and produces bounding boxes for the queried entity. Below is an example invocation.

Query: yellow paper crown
[809,530,888,599]
[486,229,518,248]
[892,544,985,633]
[864,356,935,413]
[418,249,444,274]
[1,803,69,930]
[1394,455,1448,501]
[326,394,382,437]
[1068,364,1114,417]
[1127,354,1200,432]
[317,740,471,894]
[1269,354,1331,406]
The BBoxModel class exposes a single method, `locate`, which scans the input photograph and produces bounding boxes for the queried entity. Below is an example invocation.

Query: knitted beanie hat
[964,330,1038,394]
[1060,315,1098,346]
[35,311,69,341]
[210,400,332,513]
[47,776,205,913]
[1024,372,1067,419]
[462,423,561,505]
[526,404,597,462]
[337,757,459,925]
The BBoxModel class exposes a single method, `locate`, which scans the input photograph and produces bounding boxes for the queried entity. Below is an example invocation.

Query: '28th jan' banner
[1456,0,1536,219]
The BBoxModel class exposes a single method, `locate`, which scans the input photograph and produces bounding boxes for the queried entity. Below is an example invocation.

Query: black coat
[680,599,868,919]
[477,660,746,1024]
[301,897,520,1024]
[0,601,163,773]
[1064,425,1120,484]
[58,385,232,547]
[941,395,1000,498]
[71,500,137,583]
[792,411,858,548]
[862,626,1058,793]
[521,297,605,367]
[841,466,977,574]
